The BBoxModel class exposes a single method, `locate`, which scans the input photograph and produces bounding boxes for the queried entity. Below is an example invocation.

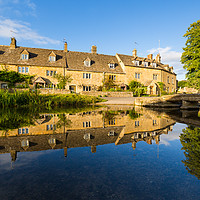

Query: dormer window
[49,56,56,62]
[21,49,29,60]
[152,63,157,68]
[84,57,91,67]
[133,60,139,66]
[21,54,28,60]
[49,51,56,62]
[109,63,115,69]
[143,62,148,67]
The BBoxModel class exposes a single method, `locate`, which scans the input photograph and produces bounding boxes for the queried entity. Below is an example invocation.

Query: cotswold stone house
[0,38,177,95]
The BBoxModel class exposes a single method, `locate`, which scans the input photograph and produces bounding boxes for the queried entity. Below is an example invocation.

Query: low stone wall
[81,91,133,97]
[38,89,71,95]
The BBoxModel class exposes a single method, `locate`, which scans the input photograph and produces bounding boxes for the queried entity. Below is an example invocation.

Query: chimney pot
[132,49,137,57]
[91,45,97,54]
[147,54,153,60]
[10,37,16,49]
[156,53,161,63]
[64,42,68,52]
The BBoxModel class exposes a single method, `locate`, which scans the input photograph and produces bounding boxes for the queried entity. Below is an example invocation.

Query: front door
[150,86,153,95]
[69,85,76,93]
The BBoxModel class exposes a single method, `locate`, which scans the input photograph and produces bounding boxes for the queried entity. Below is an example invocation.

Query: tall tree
[181,20,200,89]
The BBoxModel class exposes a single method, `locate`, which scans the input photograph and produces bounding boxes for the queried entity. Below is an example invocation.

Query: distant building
[0,38,177,95]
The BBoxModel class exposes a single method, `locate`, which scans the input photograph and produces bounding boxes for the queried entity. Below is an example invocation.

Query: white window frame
[49,56,56,62]
[152,63,157,68]
[84,60,91,67]
[109,63,115,69]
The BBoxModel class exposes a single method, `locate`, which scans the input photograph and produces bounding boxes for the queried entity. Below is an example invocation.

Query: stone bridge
[135,94,200,109]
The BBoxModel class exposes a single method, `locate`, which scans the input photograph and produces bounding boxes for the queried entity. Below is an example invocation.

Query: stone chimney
[156,53,161,63]
[132,49,137,57]
[64,42,68,52]
[91,45,97,54]
[147,54,153,60]
[10,37,16,49]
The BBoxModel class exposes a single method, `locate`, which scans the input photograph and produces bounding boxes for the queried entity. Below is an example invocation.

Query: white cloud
[148,47,187,80]
[0,17,60,45]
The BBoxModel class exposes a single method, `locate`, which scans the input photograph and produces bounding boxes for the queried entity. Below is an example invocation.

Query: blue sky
[0,0,200,80]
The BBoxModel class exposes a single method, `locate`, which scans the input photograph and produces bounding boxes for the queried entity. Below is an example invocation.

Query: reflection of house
[0,38,177,95]
[0,108,176,161]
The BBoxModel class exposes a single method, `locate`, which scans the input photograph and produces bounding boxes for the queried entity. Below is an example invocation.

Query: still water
[0,106,200,200]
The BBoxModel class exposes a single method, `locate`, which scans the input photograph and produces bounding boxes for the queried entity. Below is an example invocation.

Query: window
[26,128,29,134]
[153,74,158,80]
[135,121,139,126]
[167,76,170,84]
[25,67,29,73]
[108,131,115,136]
[143,62,148,67]
[172,77,174,85]
[152,63,157,68]
[49,56,56,62]
[109,63,115,69]
[46,70,56,76]
[83,86,91,91]
[18,67,21,73]
[153,120,157,125]
[21,54,28,60]
[83,121,91,127]
[84,60,91,67]
[18,129,21,134]
[46,124,50,130]
[109,120,115,125]
[83,73,91,79]
[109,75,116,80]
[135,73,140,79]
[22,67,25,73]
[134,60,139,66]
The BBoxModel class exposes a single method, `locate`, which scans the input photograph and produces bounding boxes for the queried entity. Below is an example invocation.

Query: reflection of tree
[180,126,200,179]
[128,108,141,120]
[0,108,37,132]
[56,114,71,129]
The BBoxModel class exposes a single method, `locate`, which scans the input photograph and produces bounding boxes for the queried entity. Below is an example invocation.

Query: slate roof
[65,51,124,74]
[117,54,176,74]
[0,45,124,74]
[0,45,66,67]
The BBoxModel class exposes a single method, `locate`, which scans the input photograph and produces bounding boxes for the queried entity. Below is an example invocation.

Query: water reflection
[0,106,177,162]
[180,126,200,180]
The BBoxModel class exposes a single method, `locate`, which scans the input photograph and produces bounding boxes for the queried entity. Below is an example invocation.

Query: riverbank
[0,90,104,108]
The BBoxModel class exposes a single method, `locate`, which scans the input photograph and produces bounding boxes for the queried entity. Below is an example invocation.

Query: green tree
[103,78,116,91]
[178,80,188,89]
[180,126,200,179]
[181,20,200,89]
[53,73,72,89]
[129,80,146,96]
[0,70,34,88]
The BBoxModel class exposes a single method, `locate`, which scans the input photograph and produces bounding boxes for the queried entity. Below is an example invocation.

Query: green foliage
[157,82,168,95]
[53,73,72,89]
[103,78,116,90]
[180,126,200,179]
[178,80,188,89]
[0,70,34,88]
[129,80,146,97]
[0,108,38,131]
[128,109,140,119]
[0,90,104,108]
[181,20,200,89]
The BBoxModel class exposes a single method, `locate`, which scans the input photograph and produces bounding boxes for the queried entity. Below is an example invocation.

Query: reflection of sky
[160,123,188,146]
